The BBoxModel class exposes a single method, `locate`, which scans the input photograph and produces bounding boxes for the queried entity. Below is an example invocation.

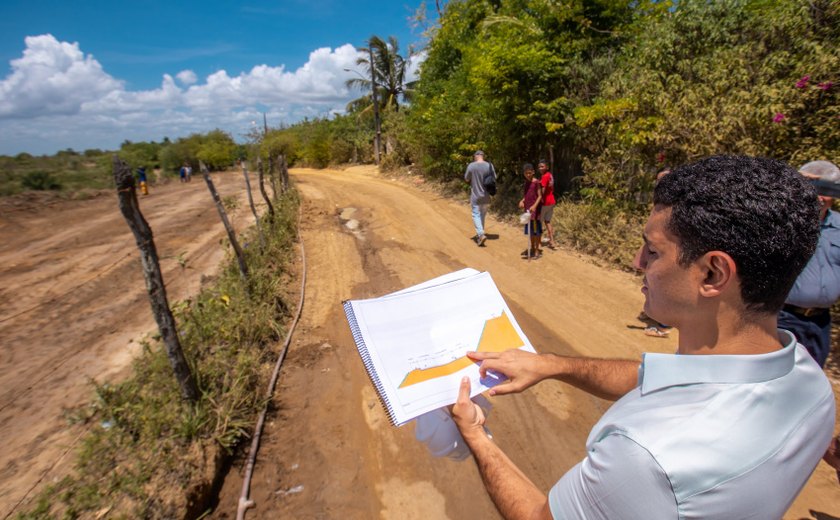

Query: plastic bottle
[414,394,492,460]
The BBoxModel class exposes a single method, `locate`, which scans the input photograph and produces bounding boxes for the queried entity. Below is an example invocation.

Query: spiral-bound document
[343,269,536,426]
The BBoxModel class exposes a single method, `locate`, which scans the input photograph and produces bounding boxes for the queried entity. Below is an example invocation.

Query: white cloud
[0,35,425,154]
[176,69,197,85]
[0,34,123,119]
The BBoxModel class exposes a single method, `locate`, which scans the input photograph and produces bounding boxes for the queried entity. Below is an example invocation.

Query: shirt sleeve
[548,434,677,520]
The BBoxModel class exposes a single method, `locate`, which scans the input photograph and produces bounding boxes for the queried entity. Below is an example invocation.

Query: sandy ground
[1,165,838,519]
[0,172,260,518]
[208,166,840,520]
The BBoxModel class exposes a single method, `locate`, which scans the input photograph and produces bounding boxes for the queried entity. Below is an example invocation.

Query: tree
[346,35,417,113]
[197,129,237,170]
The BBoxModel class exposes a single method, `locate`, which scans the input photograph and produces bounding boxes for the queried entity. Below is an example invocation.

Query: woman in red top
[518,163,543,258]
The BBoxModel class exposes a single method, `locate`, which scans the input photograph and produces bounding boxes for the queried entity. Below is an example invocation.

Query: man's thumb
[458,376,471,402]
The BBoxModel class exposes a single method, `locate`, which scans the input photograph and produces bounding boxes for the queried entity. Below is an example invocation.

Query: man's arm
[467,350,639,401]
[451,377,553,520]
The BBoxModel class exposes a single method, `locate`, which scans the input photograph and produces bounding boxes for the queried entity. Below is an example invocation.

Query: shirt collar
[823,209,840,229]
[638,330,797,395]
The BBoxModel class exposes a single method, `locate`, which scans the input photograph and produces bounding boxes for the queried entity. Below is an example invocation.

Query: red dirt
[208,166,840,520]
[0,173,258,517]
[1,166,837,519]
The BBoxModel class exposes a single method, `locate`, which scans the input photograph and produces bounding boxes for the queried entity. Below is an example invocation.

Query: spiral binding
[343,300,399,426]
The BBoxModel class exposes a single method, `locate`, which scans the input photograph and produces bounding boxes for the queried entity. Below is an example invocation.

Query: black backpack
[483,163,497,196]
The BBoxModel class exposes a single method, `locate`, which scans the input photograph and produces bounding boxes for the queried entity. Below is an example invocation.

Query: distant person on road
[518,163,542,259]
[464,150,495,247]
[179,164,187,183]
[538,160,557,250]
[137,166,148,196]
[185,164,192,182]
[452,155,835,520]
[778,160,840,367]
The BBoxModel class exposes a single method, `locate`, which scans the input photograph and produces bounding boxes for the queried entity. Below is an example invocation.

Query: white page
[389,268,481,296]
[348,271,535,425]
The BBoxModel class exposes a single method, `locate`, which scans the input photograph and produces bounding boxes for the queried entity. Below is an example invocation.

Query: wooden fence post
[267,155,278,198]
[241,163,265,249]
[112,156,199,403]
[256,158,275,221]
[278,154,290,192]
[200,161,250,289]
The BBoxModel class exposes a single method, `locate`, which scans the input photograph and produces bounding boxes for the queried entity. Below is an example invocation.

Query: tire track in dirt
[212,166,840,520]
[0,173,264,517]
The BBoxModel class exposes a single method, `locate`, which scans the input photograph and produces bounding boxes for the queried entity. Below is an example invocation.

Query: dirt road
[0,173,258,517]
[213,166,840,520]
[1,165,837,519]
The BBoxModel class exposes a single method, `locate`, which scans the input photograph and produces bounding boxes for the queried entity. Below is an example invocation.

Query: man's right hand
[467,349,549,396]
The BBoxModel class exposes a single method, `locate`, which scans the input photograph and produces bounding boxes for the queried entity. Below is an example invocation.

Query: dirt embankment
[210,166,840,520]
[0,174,258,517]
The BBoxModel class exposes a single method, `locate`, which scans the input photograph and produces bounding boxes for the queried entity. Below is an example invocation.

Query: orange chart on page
[398,312,524,388]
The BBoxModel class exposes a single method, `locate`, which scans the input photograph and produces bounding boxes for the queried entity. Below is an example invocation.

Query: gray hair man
[464,150,495,246]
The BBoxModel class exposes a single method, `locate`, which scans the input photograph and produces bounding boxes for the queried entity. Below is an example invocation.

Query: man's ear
[699,251,737,297]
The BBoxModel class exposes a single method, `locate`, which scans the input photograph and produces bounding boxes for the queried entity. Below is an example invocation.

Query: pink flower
[773,113,786,123]
[818,81,833,91]
[795,75,810,88]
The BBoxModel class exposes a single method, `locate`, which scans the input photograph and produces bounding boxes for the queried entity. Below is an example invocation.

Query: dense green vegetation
[239,0,839,266]
[399,0,838,264]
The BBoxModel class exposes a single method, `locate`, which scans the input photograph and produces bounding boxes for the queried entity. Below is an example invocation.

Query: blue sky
[0,0,433,155]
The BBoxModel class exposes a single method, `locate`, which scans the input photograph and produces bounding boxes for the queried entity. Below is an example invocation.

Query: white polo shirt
[549,331,835,519]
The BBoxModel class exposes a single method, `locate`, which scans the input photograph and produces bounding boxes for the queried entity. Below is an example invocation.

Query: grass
[552,201,646,270]
[0,152,115,197]
[17,189,300,519]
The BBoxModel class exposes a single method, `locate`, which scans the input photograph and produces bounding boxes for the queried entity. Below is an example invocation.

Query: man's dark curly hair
[653,155,820,314]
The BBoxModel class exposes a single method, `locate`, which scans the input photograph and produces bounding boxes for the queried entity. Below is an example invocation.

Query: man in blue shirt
[779,160,840,367]
[451,156,835,519]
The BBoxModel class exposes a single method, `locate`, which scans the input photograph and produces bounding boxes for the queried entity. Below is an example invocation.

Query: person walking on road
[464,150,495,247]
[137,166,148,195]
[452,155,835,520]
[538,160,557,250]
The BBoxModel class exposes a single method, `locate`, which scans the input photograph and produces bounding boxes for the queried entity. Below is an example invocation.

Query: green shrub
[21,171,61,191]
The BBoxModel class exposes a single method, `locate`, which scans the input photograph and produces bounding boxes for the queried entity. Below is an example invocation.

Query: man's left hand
[451,376,486,441]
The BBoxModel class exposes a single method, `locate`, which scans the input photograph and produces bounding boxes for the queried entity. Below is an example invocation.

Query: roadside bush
[552,201,646,270]
[21,171,61,191]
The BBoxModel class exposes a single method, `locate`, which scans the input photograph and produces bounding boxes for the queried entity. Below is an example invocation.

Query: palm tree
[345,35,416,113]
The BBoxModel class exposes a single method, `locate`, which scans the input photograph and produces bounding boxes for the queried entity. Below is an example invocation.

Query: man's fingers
[457,376,471,404]
[488,381,515,396]
[467,351,498,361]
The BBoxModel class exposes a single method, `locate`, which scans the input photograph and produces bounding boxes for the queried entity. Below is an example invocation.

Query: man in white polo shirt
[453,155,836,519]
